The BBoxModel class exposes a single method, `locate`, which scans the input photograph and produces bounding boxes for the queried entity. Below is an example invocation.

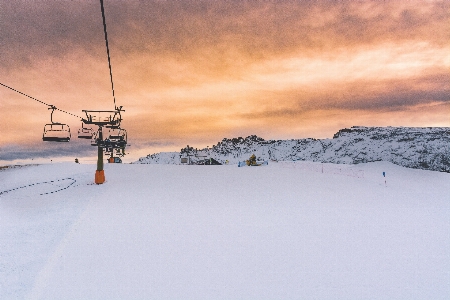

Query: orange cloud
[1,0,449,161]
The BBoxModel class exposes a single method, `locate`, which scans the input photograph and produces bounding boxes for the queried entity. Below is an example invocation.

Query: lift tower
[82,108,123,184]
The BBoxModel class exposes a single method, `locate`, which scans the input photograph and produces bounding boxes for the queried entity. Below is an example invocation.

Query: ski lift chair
[107,128,127,145]
[42,123,71,142]
[91,131,100,146]
[78,123,94,139]
[114,147,125,156]
[42,106,71,142]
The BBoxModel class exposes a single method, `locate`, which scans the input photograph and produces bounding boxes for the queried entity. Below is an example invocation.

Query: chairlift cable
[0,82,82,119]
[100,0,117,109]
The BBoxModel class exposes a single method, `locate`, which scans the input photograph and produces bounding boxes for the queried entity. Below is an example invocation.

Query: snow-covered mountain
[135,126,450,172]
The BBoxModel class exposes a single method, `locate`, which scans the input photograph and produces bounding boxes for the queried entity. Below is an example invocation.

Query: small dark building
[200,158,222,165]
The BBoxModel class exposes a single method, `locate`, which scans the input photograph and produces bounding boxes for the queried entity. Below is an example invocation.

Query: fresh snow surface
[1,161,449,300]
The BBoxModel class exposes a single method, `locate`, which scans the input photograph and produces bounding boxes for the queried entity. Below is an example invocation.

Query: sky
[0,0,449,163]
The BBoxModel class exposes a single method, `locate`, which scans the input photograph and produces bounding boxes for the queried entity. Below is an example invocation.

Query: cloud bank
[0,0,448,161]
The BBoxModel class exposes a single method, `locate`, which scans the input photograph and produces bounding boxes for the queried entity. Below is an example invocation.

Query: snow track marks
[0,178,77,196]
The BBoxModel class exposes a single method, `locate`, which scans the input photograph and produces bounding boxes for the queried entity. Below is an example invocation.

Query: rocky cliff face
[136,126,450,172]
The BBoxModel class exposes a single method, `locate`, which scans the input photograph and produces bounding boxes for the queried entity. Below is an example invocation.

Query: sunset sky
[1,0,449,163]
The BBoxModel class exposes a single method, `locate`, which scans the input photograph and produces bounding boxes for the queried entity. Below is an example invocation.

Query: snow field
[1,161,449,299]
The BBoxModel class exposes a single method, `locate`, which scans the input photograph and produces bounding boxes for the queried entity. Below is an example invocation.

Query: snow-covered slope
[136,126,450,172]
[1,162,449,299]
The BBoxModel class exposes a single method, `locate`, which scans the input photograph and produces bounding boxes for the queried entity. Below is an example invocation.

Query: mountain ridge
[135,126,450,172]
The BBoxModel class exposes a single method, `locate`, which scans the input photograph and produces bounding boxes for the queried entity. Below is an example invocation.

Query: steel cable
[0,82,83,119]
[100,0,117,109]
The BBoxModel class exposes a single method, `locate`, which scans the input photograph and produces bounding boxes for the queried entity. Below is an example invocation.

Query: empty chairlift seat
[42,123,71,142]
[78,126,94,139]
[106,128,127,146]
[91,131,100,146]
